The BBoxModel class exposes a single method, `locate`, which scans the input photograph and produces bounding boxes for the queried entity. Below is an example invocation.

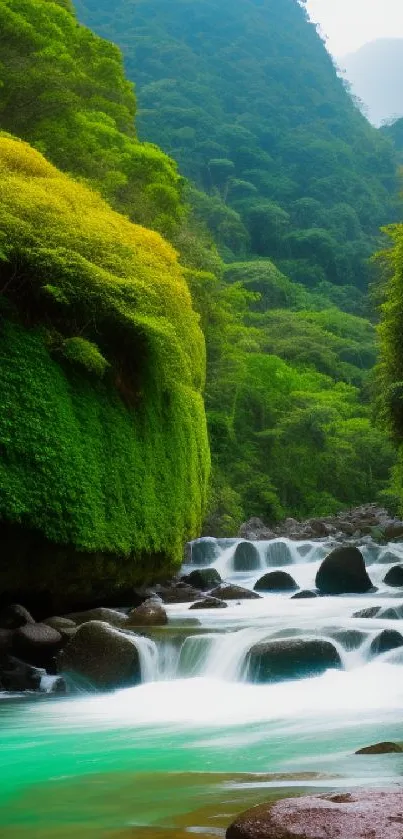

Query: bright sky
[306,0,403,56]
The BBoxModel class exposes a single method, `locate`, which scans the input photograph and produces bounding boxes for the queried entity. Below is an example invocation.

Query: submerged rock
[182,568,222,590]
[353,606,381,619]
[384,565,403,587]
[226,789,403,838]
[331,629,366,650]
[210,584,261,601]
[187,537,220,565]
[247,637,341,683]
[370,629,403,656]
[291,590,317,599]
[57,620,141,690]
[189,597,228,610]
[126,600,168,627]
[233,541,261,571]
[315,546,373,594]
[264,540,293,567]
[356,741,403,754]
[254,571,298,592]
[12,623,62,668]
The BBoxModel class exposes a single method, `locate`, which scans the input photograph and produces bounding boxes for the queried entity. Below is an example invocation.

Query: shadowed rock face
[315,546,373,594]
[233,542,261,572]
[226,789,403,838]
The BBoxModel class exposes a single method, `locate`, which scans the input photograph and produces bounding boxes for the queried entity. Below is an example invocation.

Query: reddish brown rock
[226,790,403,838]
[126,600,168,627]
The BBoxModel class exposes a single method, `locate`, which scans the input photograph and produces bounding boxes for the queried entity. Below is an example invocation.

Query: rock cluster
[238,504,403,542]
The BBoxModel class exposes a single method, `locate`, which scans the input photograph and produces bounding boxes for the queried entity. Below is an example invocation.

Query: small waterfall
[132,635,160,682]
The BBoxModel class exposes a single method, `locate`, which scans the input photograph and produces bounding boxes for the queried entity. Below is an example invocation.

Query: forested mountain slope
[0,0,209,602]
[76,0,397,293]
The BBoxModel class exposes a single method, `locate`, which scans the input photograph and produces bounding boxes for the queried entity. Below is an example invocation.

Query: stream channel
[1,536,403,837]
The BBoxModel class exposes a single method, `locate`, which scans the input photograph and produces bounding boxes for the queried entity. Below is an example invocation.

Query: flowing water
[1,537,403,837]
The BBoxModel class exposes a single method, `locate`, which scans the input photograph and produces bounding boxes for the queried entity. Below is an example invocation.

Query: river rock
[370,629,403,656]
[378,550,402,564]
[384,565,403,587]
[384,521,403,539]
[182,568,222,590]
[66,607,129,628]
[12,623,62,668]
[226,789,403,839]
[233,541,261,571]
[331,629,366,649]
[291,590,317,599]
[353,606,381,618]
[254,571,298,592]
[158,584,203,604]
[0,656,45,692]
[43,616,77,639]
[315,546,373,594]
[187,537,220,565]
[0,604,35,630]
[247,637,341,683]
[57,621,141,690]
[356,741,403,754]
[238,518,275,540]
[265,540,293,567]
[126,600,168,627]
[210,584,261,601]
[189,597,228,609]
[0,628,13,654]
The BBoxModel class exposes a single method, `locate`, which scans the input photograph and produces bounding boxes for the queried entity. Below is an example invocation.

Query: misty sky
[306,0,403,57]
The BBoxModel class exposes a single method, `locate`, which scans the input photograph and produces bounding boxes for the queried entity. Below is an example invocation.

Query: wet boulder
[247,637,341,683]
[378,550,401,565]
[331,629,366,650]
[233,541,261,572]
[126,600,168,627]
[353,606,381,619]
[226,789,403,839]
[264,540,293,567]
[57,621,141,690]
[187,537,219,566]
[210,584,261,600]
[315,546,373,594]
[0,604,35,630]
[67,608,129,628]
[291,590,317,600]
[12,623,62,669]
[254,571,298,592]
[370,629,403,656]
[189,597,228,610]
[356,741,403,754]
[182,568,222,590]
[158,584,203,604]
[0,656,45,692]
[384,565,403,587]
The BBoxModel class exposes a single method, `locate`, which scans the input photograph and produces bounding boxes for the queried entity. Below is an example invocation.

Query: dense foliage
[77,0,397,290]
[0,134,209,565]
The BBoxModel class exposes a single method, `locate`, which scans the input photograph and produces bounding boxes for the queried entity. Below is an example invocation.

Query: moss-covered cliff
[0,135,209,603]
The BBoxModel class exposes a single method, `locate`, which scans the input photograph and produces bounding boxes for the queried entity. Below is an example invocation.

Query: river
[1,537,403,837]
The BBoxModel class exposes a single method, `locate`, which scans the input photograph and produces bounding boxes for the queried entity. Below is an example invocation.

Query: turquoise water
[1,537,403,836]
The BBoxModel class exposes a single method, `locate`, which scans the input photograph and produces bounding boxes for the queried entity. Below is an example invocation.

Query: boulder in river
[187,537,220,565]
[356,741,403,754]
[12,623,63,668]
[353,606,381,618]
[378,550,402,564]
[67,607,129,628]
[233,541,261,572]
[0,604,35,630]
[126,600,168,627]
[0,656,45,692]
[254,571,298,592]
[315,546,373,594]
[370,629,403,656]
[247,637,341,683]
[57,620,141,690]
[182,568,222,590]
[210,584,261,601]
[189,597,228,610]
[331,629,366,650]
[384,565,403,587]
[226,789,403,839]
[264,540,293,567]
[291,590,317,599]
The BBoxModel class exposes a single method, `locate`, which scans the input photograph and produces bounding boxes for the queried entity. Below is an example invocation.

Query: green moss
[0,135,210,574]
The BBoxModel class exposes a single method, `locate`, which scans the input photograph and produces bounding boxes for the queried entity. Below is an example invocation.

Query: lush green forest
[0,0,400,569]
[0,0,209,594]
